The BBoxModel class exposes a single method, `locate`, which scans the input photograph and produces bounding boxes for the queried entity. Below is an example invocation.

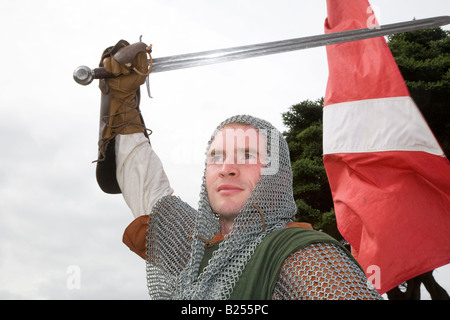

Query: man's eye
[238,152,258,164]
[208,154,224,164]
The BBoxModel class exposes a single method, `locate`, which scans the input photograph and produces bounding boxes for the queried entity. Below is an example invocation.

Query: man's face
[205,123,267,226]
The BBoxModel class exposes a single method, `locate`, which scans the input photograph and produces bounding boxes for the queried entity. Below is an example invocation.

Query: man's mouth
[217,184,244,195]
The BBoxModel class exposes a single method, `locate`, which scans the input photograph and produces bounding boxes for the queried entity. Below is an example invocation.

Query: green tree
[281,98,341,240]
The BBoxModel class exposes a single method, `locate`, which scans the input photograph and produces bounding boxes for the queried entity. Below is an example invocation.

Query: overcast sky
[0,0,449,299]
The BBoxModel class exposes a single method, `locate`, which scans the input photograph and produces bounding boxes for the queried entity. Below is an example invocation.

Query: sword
[73,15,450,86]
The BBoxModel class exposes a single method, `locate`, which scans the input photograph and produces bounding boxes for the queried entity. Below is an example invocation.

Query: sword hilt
[73,66,114,85]
[74,41,152,85]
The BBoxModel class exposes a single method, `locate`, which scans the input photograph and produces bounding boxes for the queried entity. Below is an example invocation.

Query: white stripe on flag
[323,96,443,156]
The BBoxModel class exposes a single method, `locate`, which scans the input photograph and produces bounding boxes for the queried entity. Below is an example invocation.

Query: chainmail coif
[145,115,382,300]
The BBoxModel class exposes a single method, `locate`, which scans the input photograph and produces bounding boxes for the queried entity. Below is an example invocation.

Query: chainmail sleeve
[146,195,198,299]
[272,243,383,300]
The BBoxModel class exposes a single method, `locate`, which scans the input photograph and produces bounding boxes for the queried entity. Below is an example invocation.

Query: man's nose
[219,160,239,177]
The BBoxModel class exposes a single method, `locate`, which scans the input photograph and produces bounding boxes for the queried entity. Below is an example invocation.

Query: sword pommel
[73,66,115,85]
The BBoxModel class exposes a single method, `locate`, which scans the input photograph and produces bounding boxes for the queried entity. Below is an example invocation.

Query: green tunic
[199,227,359,300]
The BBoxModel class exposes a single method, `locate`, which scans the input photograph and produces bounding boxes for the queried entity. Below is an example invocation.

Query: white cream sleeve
[115,133,174,218]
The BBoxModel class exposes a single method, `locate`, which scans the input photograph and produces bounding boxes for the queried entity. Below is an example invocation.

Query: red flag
[323,0,450,294]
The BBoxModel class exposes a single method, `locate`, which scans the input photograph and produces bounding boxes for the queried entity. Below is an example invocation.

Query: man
[95,40,382,300]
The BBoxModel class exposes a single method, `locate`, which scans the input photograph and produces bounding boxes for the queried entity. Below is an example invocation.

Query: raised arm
[94,40,173,218]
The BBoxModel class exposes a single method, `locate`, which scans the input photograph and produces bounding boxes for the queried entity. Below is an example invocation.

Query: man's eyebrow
[207,148,222,156]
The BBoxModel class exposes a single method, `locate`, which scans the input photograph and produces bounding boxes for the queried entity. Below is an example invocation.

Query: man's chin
[212,202,244,217]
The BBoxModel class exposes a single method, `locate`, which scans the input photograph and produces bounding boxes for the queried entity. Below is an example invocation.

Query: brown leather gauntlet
[95,40,152,194]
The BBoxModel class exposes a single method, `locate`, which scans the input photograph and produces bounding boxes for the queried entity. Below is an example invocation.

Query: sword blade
[73,16,450,85]
[150,16,450,73]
